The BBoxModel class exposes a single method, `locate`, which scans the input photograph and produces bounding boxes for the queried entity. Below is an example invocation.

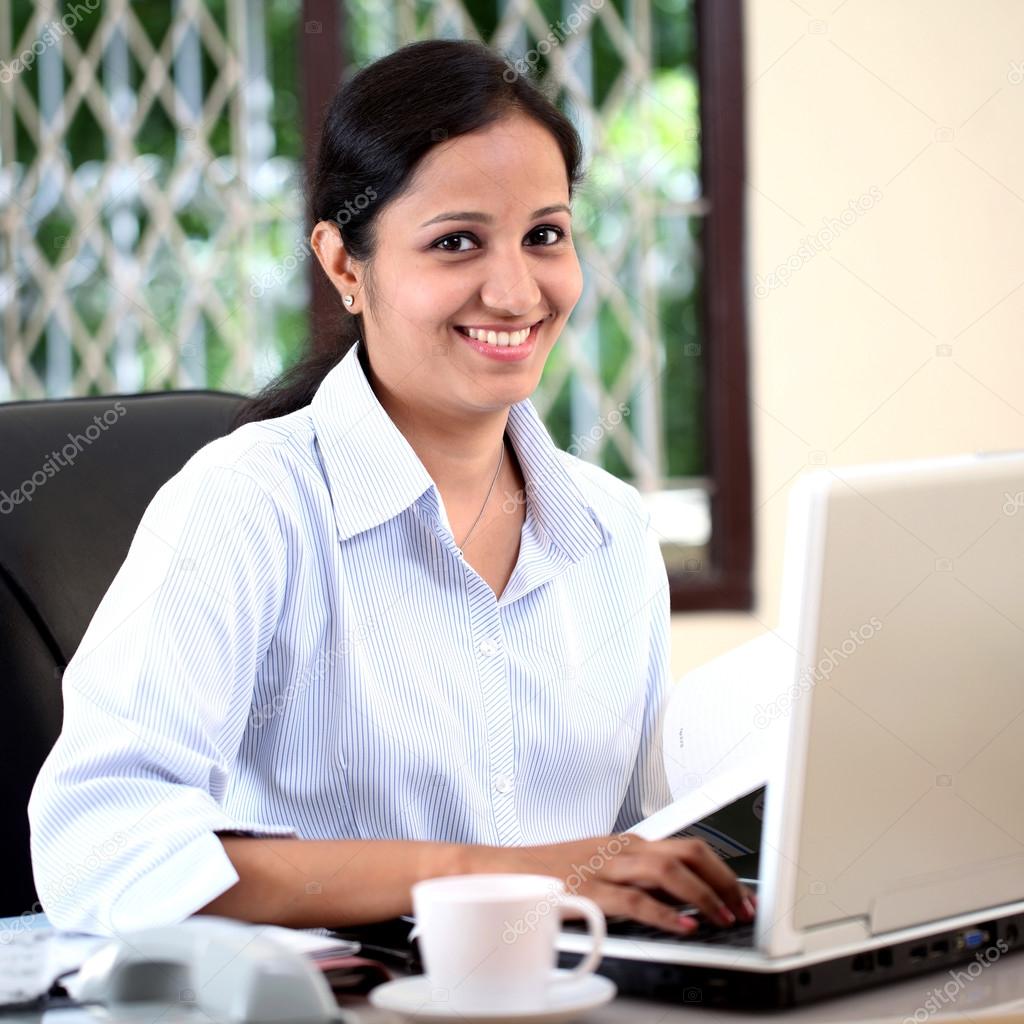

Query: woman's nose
[479,252,542,314]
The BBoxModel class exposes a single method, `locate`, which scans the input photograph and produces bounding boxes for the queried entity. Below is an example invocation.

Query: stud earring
[343,295,354,307]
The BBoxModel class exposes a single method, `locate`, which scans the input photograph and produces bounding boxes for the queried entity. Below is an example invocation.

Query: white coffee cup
[410,873,606,1013]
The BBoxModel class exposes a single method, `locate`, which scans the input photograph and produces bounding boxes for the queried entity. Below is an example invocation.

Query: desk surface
[4,914,1023,1023]
[364,954,1024,1023]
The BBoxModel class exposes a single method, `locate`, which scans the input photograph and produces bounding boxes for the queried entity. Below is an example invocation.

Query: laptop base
[556,910,1024,1009]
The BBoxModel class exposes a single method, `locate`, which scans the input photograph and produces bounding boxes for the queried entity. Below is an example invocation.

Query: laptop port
[910,944,927,961]
[930,939,949,957]
[954,928,988,952]
[852,952,874,972]
[877,948,893,968]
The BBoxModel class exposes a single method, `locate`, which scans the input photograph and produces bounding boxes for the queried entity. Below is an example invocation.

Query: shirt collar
[309,339,612,561]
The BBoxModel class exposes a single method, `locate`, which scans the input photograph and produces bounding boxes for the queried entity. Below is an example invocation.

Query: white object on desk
[410,873,609,1014]
[0,915,358,1015]
[70,916,354,1021]
[0,929,110,1008]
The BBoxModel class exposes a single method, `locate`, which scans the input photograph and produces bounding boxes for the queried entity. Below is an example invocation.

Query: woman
[29,38,754,938]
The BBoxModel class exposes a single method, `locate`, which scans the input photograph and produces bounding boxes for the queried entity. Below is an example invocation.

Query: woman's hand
[464,833,757,936]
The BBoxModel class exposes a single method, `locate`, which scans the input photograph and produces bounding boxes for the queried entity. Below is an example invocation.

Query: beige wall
[669,0,1024,679]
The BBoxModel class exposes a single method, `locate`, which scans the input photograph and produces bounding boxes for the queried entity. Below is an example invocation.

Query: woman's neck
[361,347,518,506]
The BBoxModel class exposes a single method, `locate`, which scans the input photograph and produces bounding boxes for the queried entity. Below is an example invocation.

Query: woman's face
[357,112,584,415]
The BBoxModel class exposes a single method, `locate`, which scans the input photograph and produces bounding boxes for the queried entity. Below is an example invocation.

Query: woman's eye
[527,226,565,246]
[434,234,478,253]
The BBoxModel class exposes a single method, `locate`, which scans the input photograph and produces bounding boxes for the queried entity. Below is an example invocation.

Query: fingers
[587,880,701,937]
[603,850,737,926]
[657,838,756,921]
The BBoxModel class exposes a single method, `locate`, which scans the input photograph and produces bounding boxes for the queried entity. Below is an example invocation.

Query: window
[0,0,751,611]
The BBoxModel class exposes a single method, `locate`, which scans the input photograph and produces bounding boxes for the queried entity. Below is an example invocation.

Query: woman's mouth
[452,319,544,361]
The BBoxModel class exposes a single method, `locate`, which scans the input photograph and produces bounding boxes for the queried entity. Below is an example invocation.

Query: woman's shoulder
[125,409,332,561]
[162,406,322,504]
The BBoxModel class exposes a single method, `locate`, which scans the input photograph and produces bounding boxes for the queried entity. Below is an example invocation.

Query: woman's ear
[310,221,360,305]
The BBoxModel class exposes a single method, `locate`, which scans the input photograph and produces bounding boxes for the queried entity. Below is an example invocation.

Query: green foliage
[13,0,705,481]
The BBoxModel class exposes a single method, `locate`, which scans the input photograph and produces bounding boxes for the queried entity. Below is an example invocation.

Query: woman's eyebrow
[419,203,572,228]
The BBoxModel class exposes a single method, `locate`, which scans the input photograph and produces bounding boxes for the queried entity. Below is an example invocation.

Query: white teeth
[461,324,532,347]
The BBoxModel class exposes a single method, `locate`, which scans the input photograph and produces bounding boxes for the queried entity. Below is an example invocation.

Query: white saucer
[368,969,617,1023]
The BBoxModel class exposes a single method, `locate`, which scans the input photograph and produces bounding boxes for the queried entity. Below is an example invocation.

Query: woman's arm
[199,831,755,935]
[28,462,293,936]
[197,836,470,927]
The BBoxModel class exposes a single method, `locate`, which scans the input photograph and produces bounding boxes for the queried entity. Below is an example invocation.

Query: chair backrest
[0,388,246,917]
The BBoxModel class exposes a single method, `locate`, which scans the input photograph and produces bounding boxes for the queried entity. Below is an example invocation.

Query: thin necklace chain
[457,437,505,555]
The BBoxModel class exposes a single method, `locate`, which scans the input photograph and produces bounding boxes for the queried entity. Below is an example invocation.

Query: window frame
[671,0,754,612]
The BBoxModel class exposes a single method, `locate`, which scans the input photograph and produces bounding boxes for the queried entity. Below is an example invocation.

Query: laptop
[332,450,1024,1009]
[556,449,1024,1007]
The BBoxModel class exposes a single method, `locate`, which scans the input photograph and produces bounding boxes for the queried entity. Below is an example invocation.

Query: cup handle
[556,895,605,979]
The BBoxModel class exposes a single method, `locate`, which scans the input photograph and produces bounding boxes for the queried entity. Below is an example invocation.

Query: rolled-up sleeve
[613,510,673,834]
[28,459,296,936]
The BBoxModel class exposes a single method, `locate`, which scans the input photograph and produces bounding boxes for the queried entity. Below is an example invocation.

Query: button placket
[465,575,520,845]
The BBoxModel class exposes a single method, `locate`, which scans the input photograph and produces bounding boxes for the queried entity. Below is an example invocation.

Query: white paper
[0,931,107,1008]
[259,924,360,960]
[628,632,797,842]
[661,631,795,801]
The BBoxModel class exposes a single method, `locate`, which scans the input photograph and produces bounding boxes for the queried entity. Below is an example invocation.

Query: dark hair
[232,37,585,428]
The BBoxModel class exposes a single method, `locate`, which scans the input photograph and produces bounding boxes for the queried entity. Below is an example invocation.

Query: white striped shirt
[28,339,673,936]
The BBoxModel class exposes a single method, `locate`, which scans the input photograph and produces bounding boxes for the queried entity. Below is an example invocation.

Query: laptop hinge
[800,916,870,954]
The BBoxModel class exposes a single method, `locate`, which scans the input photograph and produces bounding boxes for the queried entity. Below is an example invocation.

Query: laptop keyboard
[564,911,756,948]
[562,880,760,948]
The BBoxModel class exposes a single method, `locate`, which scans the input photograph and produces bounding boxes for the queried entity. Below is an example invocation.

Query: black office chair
[0,388,246,917]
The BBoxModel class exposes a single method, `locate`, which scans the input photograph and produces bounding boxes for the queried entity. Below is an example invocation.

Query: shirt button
[494,774,514,795]
[478,638,498,657]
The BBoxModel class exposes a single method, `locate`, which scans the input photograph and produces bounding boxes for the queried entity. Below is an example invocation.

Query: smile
[454,321,541,348]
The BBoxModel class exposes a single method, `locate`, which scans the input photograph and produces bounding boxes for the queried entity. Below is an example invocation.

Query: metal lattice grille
[0,0,301,399]
[1,0,711,551]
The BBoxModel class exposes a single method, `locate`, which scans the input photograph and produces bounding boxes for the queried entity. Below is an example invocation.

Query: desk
[3,915,1023,1023]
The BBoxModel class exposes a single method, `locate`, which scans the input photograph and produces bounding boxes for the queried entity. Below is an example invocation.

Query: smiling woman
[28,37,754,941]
[233,39,585,423]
